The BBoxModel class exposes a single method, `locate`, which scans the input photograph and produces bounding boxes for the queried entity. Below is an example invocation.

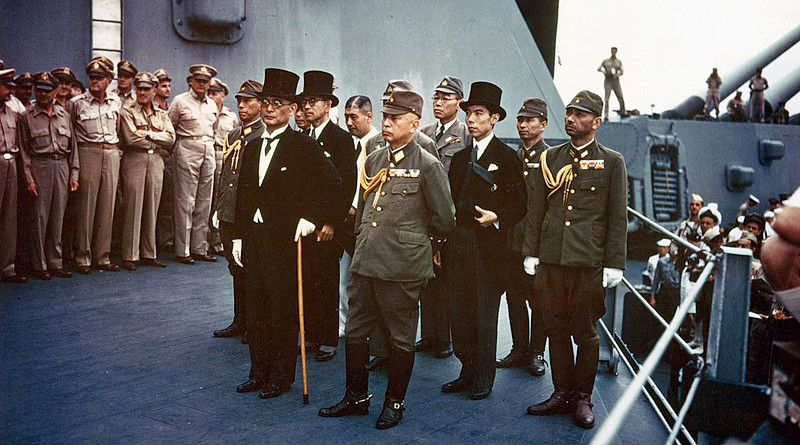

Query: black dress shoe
[315,349,337,362]
[469,388,492,400]
[176,256,195,265]
[496,348,529,368]
[122,260,136,271]
[34,270,51,281]
[1,274,28,283]
[258,382,291,399]
[236,379,263,393]
[51,269,72,278]
[213,322,244,338]
[96,263,120,272]
[191,253,217,262]
[75,266,91,275]
[529,351,548,376]
[414,338,431,352]
[241,331,248,344]
[433,343,454,358]
[573,393,595,428]
[441,376,471,394]
[526,390,573,415]
[318,392,371,417]
[375,397,404,429]
[141,258,166,267]
[365,356,388,372]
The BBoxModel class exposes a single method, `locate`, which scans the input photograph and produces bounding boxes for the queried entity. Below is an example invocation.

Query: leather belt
[181,135,212,142]
[2,153,14,160]
[32,153,67,160]
[78,142,119,150]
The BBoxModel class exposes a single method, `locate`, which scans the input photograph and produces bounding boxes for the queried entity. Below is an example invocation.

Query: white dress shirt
[474,131,494,160]
[253,124,289,223]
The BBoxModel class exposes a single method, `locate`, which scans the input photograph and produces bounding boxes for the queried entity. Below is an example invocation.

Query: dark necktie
[436,125,444,142]
[263,133,282,156]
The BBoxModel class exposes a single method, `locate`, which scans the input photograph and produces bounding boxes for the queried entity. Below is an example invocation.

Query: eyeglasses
[300,97,323,106]
[261,98,291,108]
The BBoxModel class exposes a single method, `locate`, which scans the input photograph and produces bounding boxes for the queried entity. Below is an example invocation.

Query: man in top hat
[737,194,760,220]
[17,72,79,280]
[114,60,138,108]
[118,72,175,271]
[168,64,219,264]
[498,98,550,376]
[597,47,625,119]
[364,80,439,160]
[299,70,358,362]
[208,78,238,256]
[414,76,469,359]
[50,68,76,110]
[524,90,627,429]
[0,67,27,283]
[442,81,527,400]
[210,79,265,340]
[152,68,174,252]
[70,58,123,274]
[12,72,33,112]
[229,68,341,400]
[319,89,455,429]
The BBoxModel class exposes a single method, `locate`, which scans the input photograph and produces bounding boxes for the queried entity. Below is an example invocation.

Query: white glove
[603,267,624,288]
[231,239,243,267]
[294,218,316,241]
[523,257,539,276]
[211,211,219,229]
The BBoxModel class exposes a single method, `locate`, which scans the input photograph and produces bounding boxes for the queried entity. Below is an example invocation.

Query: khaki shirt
[17,104,79,184]
[599,57,624,78]
[114,88,137,108]
[214,106,238,150]
[0,104,18,153]
[167,90,217,139]
[70,91,122,144]
[120,103,176,153]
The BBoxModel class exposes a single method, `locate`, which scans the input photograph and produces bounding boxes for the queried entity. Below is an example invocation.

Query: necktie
[311,127,318,140]
[436,125,444,142]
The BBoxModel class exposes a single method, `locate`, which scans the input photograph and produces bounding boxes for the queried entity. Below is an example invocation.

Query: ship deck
[1,256,666,444]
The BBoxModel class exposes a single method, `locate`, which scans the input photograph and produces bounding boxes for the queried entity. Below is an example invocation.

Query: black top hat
[460,81,506,121]
[300,70,338,107]
[260,68,299,102]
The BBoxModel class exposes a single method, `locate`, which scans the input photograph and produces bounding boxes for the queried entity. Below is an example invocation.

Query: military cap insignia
[93,62,100,70]
[441,80,448,86]
[575,98,581,103]
[389,96,395,102]
[387,86,393,93]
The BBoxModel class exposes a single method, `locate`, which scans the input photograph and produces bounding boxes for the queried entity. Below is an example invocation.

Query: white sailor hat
[656,239,671,247]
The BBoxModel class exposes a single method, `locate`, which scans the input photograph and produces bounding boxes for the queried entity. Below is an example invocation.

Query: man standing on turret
[598,47,625,120]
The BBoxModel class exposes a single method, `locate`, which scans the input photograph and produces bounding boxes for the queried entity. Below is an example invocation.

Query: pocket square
[280,166,288,172]
[488,163,499,172]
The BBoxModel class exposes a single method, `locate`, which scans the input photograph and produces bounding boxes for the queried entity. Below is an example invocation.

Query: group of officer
[0,59,629,431]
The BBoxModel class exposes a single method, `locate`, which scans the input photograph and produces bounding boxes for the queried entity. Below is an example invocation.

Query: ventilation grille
[650,146,679,222]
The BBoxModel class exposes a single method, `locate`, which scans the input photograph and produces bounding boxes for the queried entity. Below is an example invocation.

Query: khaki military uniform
[0,103,19,277]
[114,88,136,109]
[70,90,122,267]
[167,90,218,257]
[18,104,79,271]
[119,102,176,262]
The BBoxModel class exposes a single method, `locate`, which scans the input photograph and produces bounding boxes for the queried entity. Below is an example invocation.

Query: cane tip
[303,394,309,404]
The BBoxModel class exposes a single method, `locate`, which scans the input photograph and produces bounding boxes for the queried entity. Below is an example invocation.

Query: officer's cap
[0,68,16,86]
[235,80,262,100]
[86,58,113,78]
[189,64,217,80]
[33,72,57,91]
[382,79,414,100]
[434,76,464,98]
[517,98,548,120]
[14,72,33,87]
[117,60,138,77]
[153,69,171,83]
[134,72,157,88]
[50,67,76,85]
[566,90,603,117]
[208,78,229,95]
[382,90,423,118]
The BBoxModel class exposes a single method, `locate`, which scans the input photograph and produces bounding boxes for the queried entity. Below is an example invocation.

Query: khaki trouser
[75,143,120,267]
[30,157,69,270]
[0,155,18,276]
[603,76,625,117]
[173,137,215,257]
[121,149,165,261]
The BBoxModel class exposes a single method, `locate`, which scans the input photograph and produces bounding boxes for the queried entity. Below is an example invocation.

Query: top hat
[460,81,506,121]
[260,68,299,102]
[300,70,338,107]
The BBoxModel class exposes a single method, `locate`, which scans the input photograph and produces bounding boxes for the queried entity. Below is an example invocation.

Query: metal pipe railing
[620,276,697,356]
[627,206,702,254]
[665,365,704,445]
[590,259,715,445]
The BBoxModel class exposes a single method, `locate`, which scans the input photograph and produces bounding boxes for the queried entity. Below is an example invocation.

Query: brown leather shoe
[1,274,28,283]
[96,263,121,272]
[496,348,530,368]
[526,389,573,415]
[573,393,595,428]
[176,256,195,265]
[191,253,217,262]
[75,266,92,275]
[121,260,137,271]
[141,258,166,267]
[51,269,73,278]
[34,270,52,281]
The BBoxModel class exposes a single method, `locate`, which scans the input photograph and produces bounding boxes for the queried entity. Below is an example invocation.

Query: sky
[553,0,800,118]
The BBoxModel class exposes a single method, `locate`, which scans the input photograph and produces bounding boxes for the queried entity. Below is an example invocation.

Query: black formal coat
[314,121,357,242]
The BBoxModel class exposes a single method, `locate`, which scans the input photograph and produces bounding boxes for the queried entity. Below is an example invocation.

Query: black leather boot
[319,342,371,417]
[376,347,415,429]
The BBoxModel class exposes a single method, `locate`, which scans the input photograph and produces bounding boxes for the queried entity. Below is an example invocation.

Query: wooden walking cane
[297,237,310,404]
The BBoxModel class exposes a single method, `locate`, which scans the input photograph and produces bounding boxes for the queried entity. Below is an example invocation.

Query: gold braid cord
[223,138,242,171]
[360,166,389,209]
[540,149,574,206]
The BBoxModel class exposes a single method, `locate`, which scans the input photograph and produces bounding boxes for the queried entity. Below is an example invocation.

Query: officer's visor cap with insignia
[134,71,157,88]
[153,68,171,83]
[86,58,113,78]
[14,72,33,87]
[517,98,548,120]
[208,78,229,95]
[117,60,138,77]
[33,72,57,91]
[434,76,464,98]
[566,90,603,117]
[0,68,17,86]
[189,64,217,80]
[235,80,262,100]
[50,67,76,85]
[382,90,423,118]
[382,79,414,100]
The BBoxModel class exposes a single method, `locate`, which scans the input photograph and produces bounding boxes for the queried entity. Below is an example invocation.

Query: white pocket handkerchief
[488,163,499,172]
[280,166,288,172]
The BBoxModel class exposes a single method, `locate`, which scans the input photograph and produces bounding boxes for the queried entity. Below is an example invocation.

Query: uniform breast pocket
[78,108,101,134]
[30,127,52,149]
[397,229,427,246]
[102,110,119,130]
[56,125,71,148]
[577,178,609,208]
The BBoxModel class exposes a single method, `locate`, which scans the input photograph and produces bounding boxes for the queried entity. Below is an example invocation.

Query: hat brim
[434,86,463,98]
[381,103,420,117]
[300,92,338,107]
[460,100,506,121]
[566,103,601,116]
[34,85,55,91]
[516,110,547,119]
[118,69,137,77]
[260,92,299,104]
[235,91,260,100]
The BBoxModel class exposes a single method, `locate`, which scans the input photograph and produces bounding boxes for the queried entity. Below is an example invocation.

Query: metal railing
[591,207,753,445]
